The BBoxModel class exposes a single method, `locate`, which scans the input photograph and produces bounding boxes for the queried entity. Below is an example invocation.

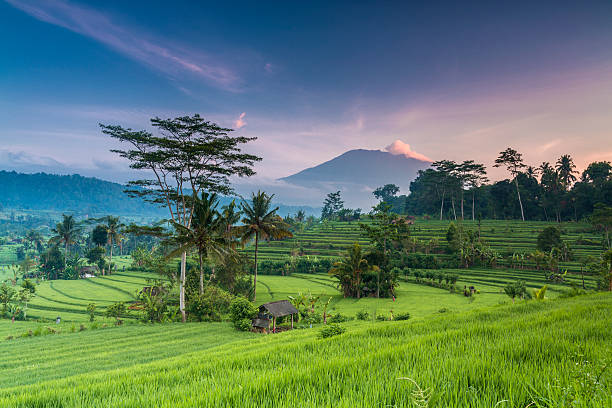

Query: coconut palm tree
[220,199,242,249]
[555,154,577,191]
[49,215,81,263]
[239,191,292,301]
[329,242,368,298]
[25,229,45,253]
[104,216,124,274]
[170,193,231,295]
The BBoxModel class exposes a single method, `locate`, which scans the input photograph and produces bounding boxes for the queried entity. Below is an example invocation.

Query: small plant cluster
[5,322,109,341]
[409,269,459,291]
[318,323,345,339]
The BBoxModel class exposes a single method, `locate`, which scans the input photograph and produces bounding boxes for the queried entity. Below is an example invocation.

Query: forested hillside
[0,171,163,216]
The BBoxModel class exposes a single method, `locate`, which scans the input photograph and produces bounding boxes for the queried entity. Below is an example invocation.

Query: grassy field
[0,293,609,407]
[243,219,603,273]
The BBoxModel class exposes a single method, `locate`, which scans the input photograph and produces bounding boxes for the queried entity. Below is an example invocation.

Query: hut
[79,265,99,278]
[255,300,299,333]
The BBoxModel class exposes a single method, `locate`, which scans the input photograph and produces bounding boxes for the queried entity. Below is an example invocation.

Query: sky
[1,0,612,204]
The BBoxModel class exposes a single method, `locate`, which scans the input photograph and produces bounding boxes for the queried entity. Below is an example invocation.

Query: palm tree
[329,242,368,298]
[170,193,230,295]
[555,154,577,191]
[25,229,44,253]
[49,215,81,264]
[239,191,292,301]
[103,216,124,274]
[220,200,242,249]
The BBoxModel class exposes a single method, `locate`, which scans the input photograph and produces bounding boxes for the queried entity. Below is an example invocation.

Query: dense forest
[394,152,611,221]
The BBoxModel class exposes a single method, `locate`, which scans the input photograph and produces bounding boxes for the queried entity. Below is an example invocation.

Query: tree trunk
[253,233,259,302]
[180,251,186,322]
[514,178,525,221]
[439,190,445,220]
[356,270,360,299]
[451,198,457,220]
[199,253,204,295]
[109,242,113,275]
[472,191,475,221]
[460,190,464,220]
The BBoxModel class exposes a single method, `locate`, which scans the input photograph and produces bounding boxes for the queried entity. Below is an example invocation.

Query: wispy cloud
[5,0,240,90]
[234,112,247,129]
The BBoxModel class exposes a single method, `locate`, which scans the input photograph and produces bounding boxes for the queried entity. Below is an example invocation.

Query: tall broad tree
[431,160,460,220]
[462,161,488,221]
[494,148,527,221]
[102,114,260,321]
[321,191,345,220]
[239,191,292,301]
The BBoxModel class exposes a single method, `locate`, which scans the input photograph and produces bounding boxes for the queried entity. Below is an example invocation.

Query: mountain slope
[0,171,317,217]
[279,149,430,207]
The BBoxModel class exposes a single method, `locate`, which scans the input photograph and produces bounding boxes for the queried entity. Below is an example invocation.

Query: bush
[229,297,258,331]
[235,318,253,332]
[105,302,127,323]
[537,226,562,252]
[328,313,351,323]
[318,323,345,339]
[86,303,96,322]
[188,286,234,322]
[356,310,369,321]
[395,312,410,321]
[376,314,387,321]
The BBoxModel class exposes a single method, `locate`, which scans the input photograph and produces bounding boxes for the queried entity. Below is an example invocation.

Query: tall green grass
[0,293,609,407]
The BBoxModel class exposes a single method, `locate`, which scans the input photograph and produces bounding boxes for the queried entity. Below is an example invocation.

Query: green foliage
[229,297,258,331]
[105,302,127,322]
[503,280,529,302]
[86,303,96,322]
[318,323,346,339]
[91,225,108,247]
[187,286,234,322]
[537,226,562,252]
[356,310,369,320]
[39,246,65,280]
[395,312,411,320]
[533,285,548,300]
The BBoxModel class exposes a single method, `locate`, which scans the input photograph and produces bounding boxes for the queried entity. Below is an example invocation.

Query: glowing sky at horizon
[1,0,611,198]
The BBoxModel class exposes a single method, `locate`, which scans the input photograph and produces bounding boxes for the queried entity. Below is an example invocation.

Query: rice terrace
[1,1,611,407]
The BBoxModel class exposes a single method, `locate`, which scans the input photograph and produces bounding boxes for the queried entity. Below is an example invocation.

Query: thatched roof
[259,300,298,317]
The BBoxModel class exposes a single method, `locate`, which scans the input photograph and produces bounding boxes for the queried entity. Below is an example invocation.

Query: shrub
[356,310,369,321]
[235,318,253,332]
[537,226,562,252]
[318,323,345,339]
[105,302,127,323]
[328,313,351,323]
[229,297,258,331]
[376,314,387,321]
[395,312,410,321]
[86,303,96,322]
[188,286,234,322]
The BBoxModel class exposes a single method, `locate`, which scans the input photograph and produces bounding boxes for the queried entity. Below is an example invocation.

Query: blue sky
[1,0,612,204]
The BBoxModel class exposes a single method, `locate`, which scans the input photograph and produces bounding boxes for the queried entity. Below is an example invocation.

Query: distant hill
[279,149,430,208]
[0,171,318,218]
[0,171,164,216]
